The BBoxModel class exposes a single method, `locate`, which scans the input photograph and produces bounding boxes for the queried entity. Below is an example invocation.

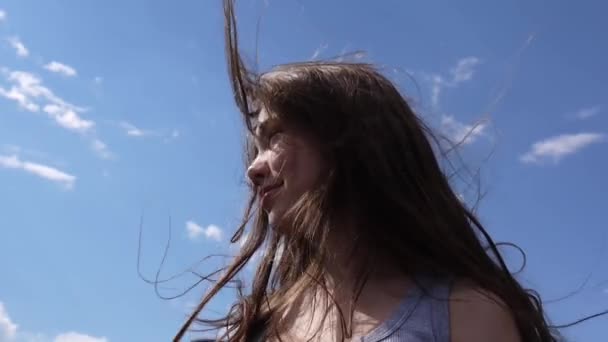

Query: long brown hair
[175,1,567,341]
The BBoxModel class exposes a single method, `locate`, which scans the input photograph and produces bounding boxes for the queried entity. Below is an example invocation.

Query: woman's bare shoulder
[449,279,521,342]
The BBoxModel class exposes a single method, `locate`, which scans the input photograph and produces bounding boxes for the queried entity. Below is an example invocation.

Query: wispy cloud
[310,43,328,60]
[0,68,113,159]
[0,302,18,340]
[44,105,94,133]
[450,57,481,83]
[416,57,488,146]
[163,129,180,143]
[7,37,29,57]
[115,121,178,142]
[575,105,601,120]
[91,139,113,160]
[186,221,223,242]
[1,144,52,162]
[440,115,487,145]
[334,45,366,63]
[424,56,482,108]
[54,332,108,342]
[1,301,108,342]
[119,121,150,137]
[44,61,77,77]
[521,133,604,164]
[0,86,39,112]
[204,225,223,241]
[0,10,7,21]
[4,70,84,110]
[0,154,76,189]
[93,76,103,84]
[0,70,92,133]
[430,75,443,109]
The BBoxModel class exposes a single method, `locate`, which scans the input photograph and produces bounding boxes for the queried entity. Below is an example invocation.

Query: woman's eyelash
[253,127,283,150]
[266,129,283,141]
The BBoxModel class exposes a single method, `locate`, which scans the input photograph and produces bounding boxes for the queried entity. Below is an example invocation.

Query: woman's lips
[260,183,282,209]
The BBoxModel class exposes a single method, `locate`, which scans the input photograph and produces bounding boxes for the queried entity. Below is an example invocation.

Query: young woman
[173,1,582,341]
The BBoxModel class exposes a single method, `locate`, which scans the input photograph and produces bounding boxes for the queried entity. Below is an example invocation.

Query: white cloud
[310,43,328,60]
[91,139,113,160]
[93,77,103,84]
[53,332,108,342]
[186,221,204,239]
[4,70,86,111]
[450,57,481,83]
[204,225,223,241]
[118,121,179,143]
[425,56,481,108]
[430,75,444,108]
[334,46,366,63]
[0,301,107,342]
[0,154,76,189]
[575,105,601,120]
[0,10,7,21]
[0,71,94,133]
[186,221,223,241]
[0,87,40,112]
[17,331,108,342]
[521,133,604,164]
[3,71,85,112]
[119,121,147,137]
[7,37,29,57]
[44,61,77,77]
[1,70,96,134]
[0,302,18,340]
[0,145,55,165]
[440,115,487,145]
[49,108,94,133]
[0,69,112,160]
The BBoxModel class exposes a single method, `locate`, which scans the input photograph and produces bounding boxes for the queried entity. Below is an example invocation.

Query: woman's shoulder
[448,279,521,342]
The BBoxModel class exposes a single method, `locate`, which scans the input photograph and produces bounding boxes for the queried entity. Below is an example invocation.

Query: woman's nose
[247,157,269,187]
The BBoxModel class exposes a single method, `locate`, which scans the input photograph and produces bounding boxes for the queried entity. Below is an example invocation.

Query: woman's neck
[275,267,412,342]
[274,235,412,341]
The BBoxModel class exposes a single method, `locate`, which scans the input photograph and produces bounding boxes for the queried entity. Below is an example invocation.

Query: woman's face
[247,108,323,226]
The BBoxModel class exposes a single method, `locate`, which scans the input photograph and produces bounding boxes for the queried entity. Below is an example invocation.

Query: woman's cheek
[270,139,297,175]
[269,149,288,174]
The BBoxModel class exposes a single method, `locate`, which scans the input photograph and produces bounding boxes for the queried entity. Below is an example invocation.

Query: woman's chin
[266,209,288,230]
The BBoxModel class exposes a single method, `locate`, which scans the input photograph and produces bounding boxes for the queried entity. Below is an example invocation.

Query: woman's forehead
[251,108,279,135]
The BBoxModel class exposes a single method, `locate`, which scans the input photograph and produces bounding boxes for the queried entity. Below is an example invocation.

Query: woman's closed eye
[252,130,283,152]
[267,130,285,147]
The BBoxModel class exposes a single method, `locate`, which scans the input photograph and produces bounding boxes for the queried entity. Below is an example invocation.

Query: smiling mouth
[260,183,283,207]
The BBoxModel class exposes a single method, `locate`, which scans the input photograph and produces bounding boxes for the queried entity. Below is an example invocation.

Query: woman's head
[243,63,456,251]
[175,1,559,341]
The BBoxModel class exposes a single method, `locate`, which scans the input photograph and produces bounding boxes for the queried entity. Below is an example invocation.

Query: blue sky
[0,0,606,341]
